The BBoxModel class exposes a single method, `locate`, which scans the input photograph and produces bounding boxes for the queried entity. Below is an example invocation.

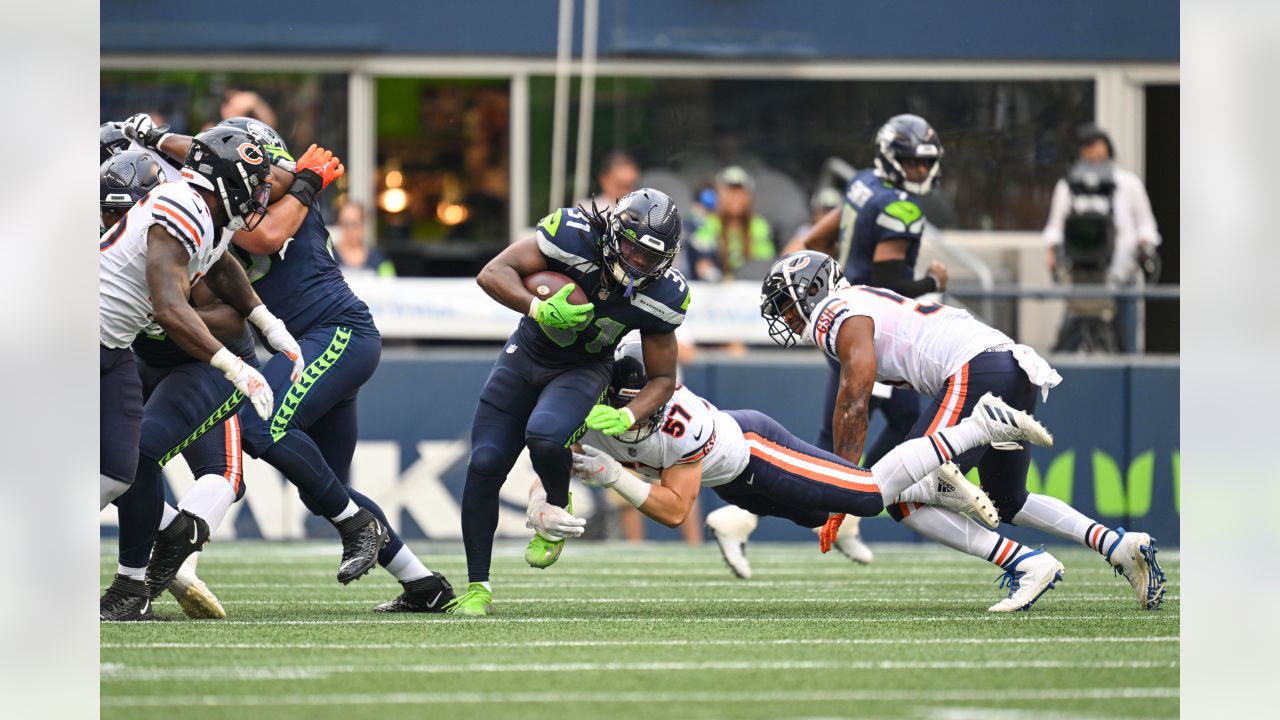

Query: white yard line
[102,613,1172,626]
[102,635,1180,651]
[101,687,1180,707]
[156,594,1178,605]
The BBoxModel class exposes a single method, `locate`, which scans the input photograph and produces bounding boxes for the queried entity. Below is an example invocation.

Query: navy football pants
[715,410,883,528]
[462,342,611,583]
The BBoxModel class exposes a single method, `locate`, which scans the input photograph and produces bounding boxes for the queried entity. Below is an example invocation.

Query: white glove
[248,305,305,383]
[571,444,623,488]
[211,348,274,420]
[120,113,170,150]
[526,498,587,541]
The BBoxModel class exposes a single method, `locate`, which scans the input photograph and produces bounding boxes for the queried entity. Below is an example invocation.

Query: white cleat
[832,515,874,564]
[988,549,1065,612]
[706,506,757,580]
[969,392,1054,450]
[168,557,226,619]
[1107,528,1167,610]
[910,463,1000,530]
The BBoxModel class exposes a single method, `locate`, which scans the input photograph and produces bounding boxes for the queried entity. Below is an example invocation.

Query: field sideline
[100,540,1179,719]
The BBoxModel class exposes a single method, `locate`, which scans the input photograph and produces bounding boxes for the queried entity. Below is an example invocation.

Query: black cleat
[374,572,455,613]
[146,510,210,599]
[100,574,155,621]
[334,508,388,584]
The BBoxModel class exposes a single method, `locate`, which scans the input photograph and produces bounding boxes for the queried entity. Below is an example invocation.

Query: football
[523,270,589,305]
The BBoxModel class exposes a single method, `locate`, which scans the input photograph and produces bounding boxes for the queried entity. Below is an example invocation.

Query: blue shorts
[715,409,883,528]
[100,345,143,484]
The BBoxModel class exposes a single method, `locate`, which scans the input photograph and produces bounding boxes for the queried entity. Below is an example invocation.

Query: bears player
[447,190,687,615]
[530,341,1057,594]
[794,115,949,561]
[100,148,249,618]
[99,126,306,620]
[761,251,1167,611]
[126,113,455,611]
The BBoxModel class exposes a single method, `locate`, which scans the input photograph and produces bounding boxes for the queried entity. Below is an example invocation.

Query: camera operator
[1043,123,1161,352]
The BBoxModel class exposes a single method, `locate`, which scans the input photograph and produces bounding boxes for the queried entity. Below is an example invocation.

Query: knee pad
[524,435,569,466]
[468,443,514,479]
[986,488,1030,524]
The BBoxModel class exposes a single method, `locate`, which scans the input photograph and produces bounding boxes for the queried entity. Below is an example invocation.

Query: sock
[479,581,492,591]
[707,505,759,538]
[260,431,351,518]
[178,475,237,535]
[349,488,405,566]
[461,467,504,584]
[332,500,359,522]
[1012,494,1121,560]
[872,421,992,503]
[160,502,179,531]
[897,505,1001,559]
[986,536,1037,571]
[117,459,164,570]
[100,475,130,510]
[117,564,146,581]
[384,545,431,583]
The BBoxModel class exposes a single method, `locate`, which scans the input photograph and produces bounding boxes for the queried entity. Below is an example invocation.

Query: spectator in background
[334,201,396,278]
[688,166,775,281]
[789,187,844,249]
[221,89,278,128]
[579,150,639,211]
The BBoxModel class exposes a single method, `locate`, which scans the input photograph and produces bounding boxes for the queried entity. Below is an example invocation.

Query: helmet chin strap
[623,276,636,298]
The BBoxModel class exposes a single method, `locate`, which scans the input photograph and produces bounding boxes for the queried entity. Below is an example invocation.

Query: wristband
[246,305,277,332]
[528,297,542,319]
[611,471,652,508]
[209,347,238,374]
[286,171,322,209]
[620,407,636,428]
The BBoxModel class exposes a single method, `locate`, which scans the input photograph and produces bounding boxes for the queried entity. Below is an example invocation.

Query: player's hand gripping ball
[585,404,635,437]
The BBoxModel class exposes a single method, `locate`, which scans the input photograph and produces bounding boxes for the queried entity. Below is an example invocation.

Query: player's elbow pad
[870,260,937,298]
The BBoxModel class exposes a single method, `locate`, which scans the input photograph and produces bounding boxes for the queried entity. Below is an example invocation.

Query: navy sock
[116,456,164,569]
[261,431,350,519]
[348,488,403,566]
[461,468,504,583]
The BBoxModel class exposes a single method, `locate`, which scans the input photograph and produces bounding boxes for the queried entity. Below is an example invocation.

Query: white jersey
[808,285,1013,398]
[582,385,750,488]
[99,180,226,348]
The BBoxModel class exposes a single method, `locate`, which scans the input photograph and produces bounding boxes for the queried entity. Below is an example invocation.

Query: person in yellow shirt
[689,166,775,280]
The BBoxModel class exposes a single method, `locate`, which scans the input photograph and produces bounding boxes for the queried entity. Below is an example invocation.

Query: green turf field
[100,540,1178,719]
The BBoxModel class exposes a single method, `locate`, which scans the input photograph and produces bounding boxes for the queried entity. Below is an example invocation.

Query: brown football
[523,271,589,305]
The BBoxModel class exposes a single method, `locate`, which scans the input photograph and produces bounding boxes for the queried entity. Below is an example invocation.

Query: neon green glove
[529,283,595,330]
[586,404,636,436]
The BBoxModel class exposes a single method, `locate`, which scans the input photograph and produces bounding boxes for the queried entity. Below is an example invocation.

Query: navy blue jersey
[514,207,688,366]
[836,169,927,285]
[131,319,256,368]
[229,201,374,336]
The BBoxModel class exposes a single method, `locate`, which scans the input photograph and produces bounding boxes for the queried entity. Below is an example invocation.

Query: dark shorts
[100,345,144,484]
[714,409,883,528]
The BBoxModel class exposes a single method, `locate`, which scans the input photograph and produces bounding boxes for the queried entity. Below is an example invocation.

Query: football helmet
[606,339,664,443]
[873,114,944,196]
[601,188,682,296]
[219,116,294,168]
[181,126,272,232]
[100,150,166,230]
[100,122,131,162]
[760,250,846,347]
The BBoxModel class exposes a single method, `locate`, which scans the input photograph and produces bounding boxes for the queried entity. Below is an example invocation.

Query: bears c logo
[237,143,265,165]
[784,253,811,272]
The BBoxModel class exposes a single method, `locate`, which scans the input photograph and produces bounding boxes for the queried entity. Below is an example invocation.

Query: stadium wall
[101,356,1180,547]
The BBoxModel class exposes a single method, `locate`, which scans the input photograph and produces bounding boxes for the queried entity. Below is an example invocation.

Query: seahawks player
[796,115,949,559]
[762,251,1167,611]
[100,126,304,620]
[448,190,687,615]
[127,113,454,611]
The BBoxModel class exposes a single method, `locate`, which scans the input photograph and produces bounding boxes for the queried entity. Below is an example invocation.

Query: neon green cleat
[525,492,573,569]
[443,583,493,616]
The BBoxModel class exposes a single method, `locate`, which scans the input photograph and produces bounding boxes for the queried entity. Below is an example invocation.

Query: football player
[761,251,1167,611]
[447,191,688,615]
[532,341,1057,595]
[100,126,304,620]
[793,115,950,560]
[127,114,454,611]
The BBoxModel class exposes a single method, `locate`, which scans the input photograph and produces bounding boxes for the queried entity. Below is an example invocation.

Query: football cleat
[334,508,389,585]
[1106,528,1167,610]
[969,393,1054,450]
[706,505,757,579]
[443,582,494,616]
[525,493,574,569]
[988,549,1065,612]
[168,558,225,619]
[910,463,1000,530]
[100,574,155,621]
[146,510,210,599]
[375,572,456,613]
[833,515,874,564]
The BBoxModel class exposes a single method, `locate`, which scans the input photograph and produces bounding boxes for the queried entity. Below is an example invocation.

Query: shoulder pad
[535,207,601,274]
[874,199,925,237]
[148,182,208,256]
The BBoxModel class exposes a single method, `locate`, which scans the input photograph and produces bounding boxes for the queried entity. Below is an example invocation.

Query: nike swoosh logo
[746,473,755,485]
[190,524,199,545]
[429,591,443,607]
[140,599,150,615]
[693,428,703,441]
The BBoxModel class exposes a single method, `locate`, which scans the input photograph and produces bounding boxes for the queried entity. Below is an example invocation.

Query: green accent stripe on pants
[269,327,353,442]
[158,390,244,467]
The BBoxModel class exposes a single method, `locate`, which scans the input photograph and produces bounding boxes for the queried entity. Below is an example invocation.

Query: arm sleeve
[870,260,938,299]
[1042,179,1070,247]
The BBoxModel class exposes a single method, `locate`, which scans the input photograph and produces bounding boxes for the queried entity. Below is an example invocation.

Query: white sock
[117,564,146,581]
[384,545,431,583]
[160,502,179,531]
[178,474,237,535]
[872,422,991,503]
[1013,494,1121,561]
[331,500,359,522]
[479,581,492,591]
[100,475,130,510]
[900,505,1038,570]
[706,505,759,538]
